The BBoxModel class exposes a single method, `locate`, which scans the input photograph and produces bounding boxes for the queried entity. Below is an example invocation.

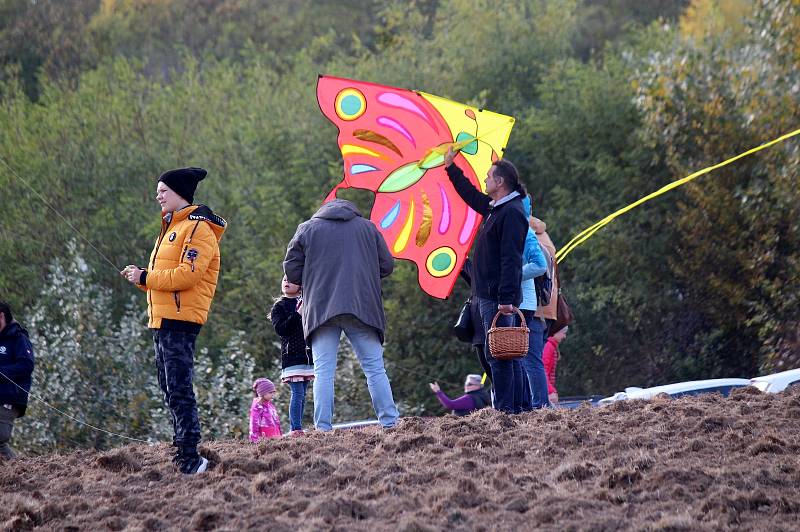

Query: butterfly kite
[317,75,515,299]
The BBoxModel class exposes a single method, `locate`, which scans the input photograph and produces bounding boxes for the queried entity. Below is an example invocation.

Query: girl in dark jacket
[269,276,314,436]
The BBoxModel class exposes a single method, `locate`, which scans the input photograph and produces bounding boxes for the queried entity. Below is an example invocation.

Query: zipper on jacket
[151,221,170,270]
[179,221,202,272]
[147,222,171,317]
[173,291,181,313]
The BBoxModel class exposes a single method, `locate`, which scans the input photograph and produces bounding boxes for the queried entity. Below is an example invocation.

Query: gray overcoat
[283,199,394,343]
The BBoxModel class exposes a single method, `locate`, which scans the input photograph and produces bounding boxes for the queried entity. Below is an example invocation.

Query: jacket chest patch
[168,232,177,242]
[0,346,5,354]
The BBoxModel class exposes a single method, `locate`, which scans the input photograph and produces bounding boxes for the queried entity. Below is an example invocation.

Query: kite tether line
[556,127,800,263]
[0,156,122,272]
[0,369,151,444]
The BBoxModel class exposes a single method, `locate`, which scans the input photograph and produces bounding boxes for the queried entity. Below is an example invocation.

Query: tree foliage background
[1,0,798,452]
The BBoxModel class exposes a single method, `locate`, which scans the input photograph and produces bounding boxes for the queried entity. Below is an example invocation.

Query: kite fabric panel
[316,75,515,299]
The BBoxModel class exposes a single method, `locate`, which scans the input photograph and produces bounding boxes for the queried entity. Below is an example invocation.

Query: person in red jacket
[543,326,568,405]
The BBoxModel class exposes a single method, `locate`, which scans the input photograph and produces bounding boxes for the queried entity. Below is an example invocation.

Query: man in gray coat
[284,199,399,431]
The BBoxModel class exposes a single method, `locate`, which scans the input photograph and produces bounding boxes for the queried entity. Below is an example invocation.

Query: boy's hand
[121,265,144,284]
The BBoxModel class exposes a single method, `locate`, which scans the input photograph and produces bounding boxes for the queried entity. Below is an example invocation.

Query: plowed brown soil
[2,387,800,531]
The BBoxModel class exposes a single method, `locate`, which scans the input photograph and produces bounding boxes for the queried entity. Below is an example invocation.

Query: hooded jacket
[447,163,528,306]
[139,205,226,331]
[249,398,281,441]
[520,228,548,311]
[284,199,394,342]
[543,335,561,394]
[0,321,35,415]
[270,296,313,369]
[531,217,559,321]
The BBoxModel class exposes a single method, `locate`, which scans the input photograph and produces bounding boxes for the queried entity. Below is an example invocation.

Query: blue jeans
[521,311,550,408]
[519,366,532,411]
[288,381,309,431]
[310,315,399,431]
[477,298,526,414]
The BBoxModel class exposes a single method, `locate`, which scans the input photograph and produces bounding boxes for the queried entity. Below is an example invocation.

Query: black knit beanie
[158,167,207,204]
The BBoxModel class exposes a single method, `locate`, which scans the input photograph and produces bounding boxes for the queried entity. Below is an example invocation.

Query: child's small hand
[429,382,440,393]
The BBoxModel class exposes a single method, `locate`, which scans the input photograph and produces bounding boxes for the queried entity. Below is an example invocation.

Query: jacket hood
[0,321,28,339]
[313,199,362,221]
[168,204,227,241]
[531,217,547,234]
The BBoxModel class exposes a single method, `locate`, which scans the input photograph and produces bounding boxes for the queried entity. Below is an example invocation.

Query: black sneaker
[179,455,209,475]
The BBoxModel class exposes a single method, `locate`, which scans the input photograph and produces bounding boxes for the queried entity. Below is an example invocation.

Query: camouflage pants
[153,329,201,449]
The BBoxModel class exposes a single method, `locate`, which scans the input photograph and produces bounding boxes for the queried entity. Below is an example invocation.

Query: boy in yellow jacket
[121,167,226,474]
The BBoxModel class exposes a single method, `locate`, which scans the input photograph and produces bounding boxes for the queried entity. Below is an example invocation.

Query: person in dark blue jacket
[0,300,35,460]
[444,147,529,414]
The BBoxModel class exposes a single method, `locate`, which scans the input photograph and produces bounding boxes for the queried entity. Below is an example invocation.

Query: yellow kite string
[556,127,800,264]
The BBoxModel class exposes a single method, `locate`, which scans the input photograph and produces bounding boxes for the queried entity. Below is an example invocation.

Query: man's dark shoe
[179,455,209,475]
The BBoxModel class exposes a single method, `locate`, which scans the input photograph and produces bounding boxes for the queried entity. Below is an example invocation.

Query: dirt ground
[2,387,799,531]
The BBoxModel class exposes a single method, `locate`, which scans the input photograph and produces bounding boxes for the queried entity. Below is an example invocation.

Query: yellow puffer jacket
[141,205,227,329]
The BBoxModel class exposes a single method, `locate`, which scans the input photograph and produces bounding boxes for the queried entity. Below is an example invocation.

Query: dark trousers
[153,329,201,452]
[477,298,525,414]
[474,344,492,385]
[0,404,19,459]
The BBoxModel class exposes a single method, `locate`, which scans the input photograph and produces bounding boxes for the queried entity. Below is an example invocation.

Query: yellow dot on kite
[335,88,366,121]
[426,247,457,277]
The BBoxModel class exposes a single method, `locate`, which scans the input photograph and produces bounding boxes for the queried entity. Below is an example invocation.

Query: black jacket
[447,163,528,306]
[270,297,313,369]
[0,321,35,415]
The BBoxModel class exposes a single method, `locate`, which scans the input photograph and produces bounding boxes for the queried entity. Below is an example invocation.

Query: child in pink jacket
[249,378,282,441]
[543,326,568,405]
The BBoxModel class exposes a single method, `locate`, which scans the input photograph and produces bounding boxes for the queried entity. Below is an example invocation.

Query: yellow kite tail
[555,127,800,263]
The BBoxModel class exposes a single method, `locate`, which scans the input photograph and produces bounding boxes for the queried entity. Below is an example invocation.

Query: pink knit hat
[253,378,276,396]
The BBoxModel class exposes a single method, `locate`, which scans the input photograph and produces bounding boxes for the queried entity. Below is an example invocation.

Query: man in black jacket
[0,300,35,460]
[444,147,529,413]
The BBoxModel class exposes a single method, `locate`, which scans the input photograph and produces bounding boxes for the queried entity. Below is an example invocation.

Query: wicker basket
[487,309,529,360]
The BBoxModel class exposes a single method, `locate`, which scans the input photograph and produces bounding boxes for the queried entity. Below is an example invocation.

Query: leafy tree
[14,242,261,452]
[635,0,800,375]
[0,0,100,99]
[6,0,796,447]
[572,0,689,61]
[15,242,163,452]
